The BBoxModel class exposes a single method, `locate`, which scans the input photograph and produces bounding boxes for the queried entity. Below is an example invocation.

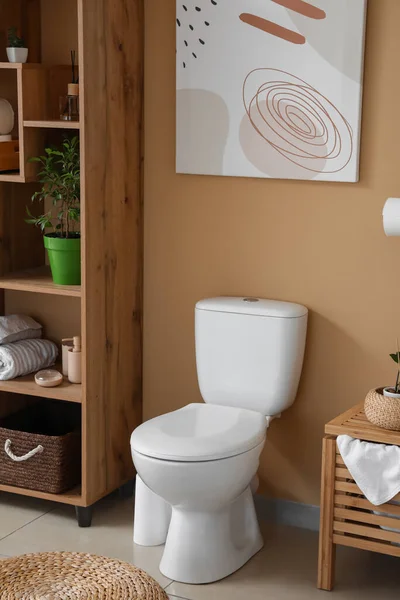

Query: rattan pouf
[0,552,169,599]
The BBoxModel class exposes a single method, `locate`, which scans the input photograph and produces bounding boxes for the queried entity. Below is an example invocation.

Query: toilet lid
[131,403,267,462]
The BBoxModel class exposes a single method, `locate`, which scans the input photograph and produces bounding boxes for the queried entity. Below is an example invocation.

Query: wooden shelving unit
[0,482,83,506]
[0,0,144,523]
[0,267,81,297]
[0,366,81,403]
[24,120,80,130]
[0,60,81,182]
[0,62,43,70]
[318,404,400,591]
[0,173,24,183]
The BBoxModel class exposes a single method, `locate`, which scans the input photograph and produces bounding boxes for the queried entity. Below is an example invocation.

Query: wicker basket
[364,387,400,431]
[0,552,169,599]
[0,401,81,494]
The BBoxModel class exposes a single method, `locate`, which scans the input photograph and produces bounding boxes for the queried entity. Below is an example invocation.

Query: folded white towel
[0,339,58,381]
[337,434,400,506]
[0,314,42,345]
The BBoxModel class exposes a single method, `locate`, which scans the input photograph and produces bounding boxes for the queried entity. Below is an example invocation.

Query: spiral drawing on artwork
[242,69,353,173]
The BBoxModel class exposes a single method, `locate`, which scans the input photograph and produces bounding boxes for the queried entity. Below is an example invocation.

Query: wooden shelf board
[0,365,82,403]
[0,266,81,297]
[0,62,43,70]
[0,172,24,183]
[0,483,83,506]
[24,120,80,130]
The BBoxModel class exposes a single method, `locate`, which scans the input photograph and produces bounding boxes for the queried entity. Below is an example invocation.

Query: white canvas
[176,0,367,182]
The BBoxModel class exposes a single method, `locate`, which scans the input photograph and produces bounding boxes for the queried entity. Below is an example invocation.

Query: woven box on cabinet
[0,401,81,494]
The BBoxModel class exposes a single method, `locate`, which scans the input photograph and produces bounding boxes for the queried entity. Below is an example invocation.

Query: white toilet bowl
[131,403,267,584]
[131,296,308,584]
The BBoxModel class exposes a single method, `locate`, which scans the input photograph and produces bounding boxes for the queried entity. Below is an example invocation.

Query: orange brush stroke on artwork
[239,13,306,44]
[271,0,326,20]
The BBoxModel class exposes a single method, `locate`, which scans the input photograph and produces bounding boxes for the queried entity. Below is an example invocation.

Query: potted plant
[6,27,28,63]
[26,136,81,285]
[364,342,400,430]
[384,345,400,399]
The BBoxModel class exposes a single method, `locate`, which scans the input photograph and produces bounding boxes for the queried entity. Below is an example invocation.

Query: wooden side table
[318,402,400,591]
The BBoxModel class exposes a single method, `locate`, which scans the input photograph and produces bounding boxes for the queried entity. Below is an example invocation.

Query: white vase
[383,387,400,399]
[6,47,28,63]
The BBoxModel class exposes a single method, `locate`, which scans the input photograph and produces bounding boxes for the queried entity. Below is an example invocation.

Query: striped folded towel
[0,339,58,381]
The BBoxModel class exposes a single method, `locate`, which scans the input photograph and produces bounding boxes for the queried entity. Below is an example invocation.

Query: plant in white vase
[6,27,28,63]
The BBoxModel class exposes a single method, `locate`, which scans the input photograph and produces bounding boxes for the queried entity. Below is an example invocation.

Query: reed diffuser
[60,50,79,122]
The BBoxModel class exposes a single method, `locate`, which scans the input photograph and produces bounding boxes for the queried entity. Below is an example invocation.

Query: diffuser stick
[71,50,76,84]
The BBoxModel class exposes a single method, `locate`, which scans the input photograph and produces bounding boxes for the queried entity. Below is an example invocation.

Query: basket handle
[4,439,44,462]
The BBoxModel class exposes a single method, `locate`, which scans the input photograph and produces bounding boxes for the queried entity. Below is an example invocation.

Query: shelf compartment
[0,64,22,180]
[24,120,80,130]
[0,63,78,182]
[0,482,83,506]
[0,366,82,403]
[0,266,81,297]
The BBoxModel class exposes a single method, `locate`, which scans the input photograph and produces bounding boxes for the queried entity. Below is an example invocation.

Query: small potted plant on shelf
[384,345,400,399]
[6,27,28,63]
[364,342,400,431]
[26,136,80,285]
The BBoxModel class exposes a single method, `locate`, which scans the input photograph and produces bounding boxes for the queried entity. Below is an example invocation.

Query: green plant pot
[44,233,81,285]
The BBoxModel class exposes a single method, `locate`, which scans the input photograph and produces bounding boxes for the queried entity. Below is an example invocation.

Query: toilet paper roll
[383,198,400,237]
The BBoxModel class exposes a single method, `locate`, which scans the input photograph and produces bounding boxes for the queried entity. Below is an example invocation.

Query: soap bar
[35,369,63,388]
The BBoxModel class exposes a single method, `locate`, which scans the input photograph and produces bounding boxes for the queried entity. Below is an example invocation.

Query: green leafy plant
[389,341,400,393]
[7,26,25,48]
[26,136,80,238]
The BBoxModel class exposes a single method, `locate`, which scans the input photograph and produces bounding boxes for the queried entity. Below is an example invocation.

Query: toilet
[131,297,308,584]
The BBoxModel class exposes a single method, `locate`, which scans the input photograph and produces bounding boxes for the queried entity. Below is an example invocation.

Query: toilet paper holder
[383,198,400,237]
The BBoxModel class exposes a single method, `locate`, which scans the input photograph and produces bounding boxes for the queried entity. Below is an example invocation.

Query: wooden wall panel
[0,393,38,419]
[0,182,43,275]
[78,0,144,504]
[0,181,43,332]
[40,0,77,66]
[5,291,81,344]
[21,0,41,63]
[0,3,21,63]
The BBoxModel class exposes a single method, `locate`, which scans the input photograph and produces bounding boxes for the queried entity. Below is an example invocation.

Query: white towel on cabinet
[337,434,400,506]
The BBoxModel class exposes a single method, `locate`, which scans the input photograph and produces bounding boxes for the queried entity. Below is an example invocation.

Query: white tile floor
[0,491,399,599]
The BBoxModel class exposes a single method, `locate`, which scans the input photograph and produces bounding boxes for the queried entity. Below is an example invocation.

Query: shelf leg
[119,479,135,499]
[318,436,337,591]
[75,505,93,528]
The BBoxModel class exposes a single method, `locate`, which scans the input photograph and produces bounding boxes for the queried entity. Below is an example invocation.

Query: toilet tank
[195,297,308,416]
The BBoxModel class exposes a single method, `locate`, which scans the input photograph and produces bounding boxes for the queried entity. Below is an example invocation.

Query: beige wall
[144,0,400,505]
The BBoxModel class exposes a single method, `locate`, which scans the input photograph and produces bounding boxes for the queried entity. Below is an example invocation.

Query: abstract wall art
[176,0,368,182]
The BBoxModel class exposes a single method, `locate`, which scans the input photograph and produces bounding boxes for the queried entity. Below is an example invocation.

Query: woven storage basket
[0,552,169,599]
[364,387,400,431]
[0,401,81,494]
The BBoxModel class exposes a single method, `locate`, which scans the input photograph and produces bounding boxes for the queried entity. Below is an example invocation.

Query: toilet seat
[131,403,267,462]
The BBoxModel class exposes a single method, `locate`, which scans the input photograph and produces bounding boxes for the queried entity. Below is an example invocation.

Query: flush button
[243,297,259,303]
